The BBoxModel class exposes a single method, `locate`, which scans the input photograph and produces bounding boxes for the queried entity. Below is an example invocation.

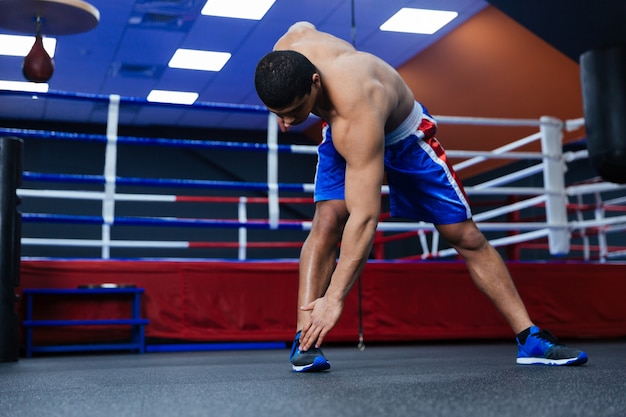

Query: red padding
[18,260,626,346]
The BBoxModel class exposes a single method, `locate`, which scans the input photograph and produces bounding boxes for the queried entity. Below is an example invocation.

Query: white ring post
[267,113,279,229]
[238,197,247,260]
[102,94,120,259]
[431,230,440,257]
[540,116,569,255]
[574,194,590,260]
[417,229,429,259]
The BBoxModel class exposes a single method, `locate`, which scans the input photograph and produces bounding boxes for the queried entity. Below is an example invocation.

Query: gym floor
[1,340,624,417]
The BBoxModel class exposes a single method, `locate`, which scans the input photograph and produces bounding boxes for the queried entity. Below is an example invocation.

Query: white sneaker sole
[516,356,587,365]
[292,357,331,372]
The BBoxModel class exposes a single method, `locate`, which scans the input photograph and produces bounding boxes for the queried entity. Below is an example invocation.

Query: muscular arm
[326,118,384,299]
[299,94,386,350]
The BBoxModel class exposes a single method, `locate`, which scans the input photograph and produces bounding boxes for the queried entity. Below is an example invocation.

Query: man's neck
[312,86,333,121]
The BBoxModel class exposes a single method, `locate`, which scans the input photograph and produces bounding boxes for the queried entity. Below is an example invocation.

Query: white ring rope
[452,131,543,172]
[433,115,551,127]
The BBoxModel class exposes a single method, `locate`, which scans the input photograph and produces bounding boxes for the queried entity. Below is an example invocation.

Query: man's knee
[312,201,348,239]
[457,227,488,251]
[438,220,488,251]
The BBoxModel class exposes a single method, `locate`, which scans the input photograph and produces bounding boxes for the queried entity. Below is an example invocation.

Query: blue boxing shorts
[313,101,472,225]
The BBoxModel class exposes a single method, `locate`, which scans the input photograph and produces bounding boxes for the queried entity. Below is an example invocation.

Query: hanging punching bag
[580,45,626,184]
[22,34,54,83]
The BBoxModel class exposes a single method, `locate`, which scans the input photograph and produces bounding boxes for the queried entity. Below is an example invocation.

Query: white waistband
[384,101,423,146]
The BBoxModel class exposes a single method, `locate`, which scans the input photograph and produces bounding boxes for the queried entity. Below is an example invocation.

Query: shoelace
[532,329,562,346]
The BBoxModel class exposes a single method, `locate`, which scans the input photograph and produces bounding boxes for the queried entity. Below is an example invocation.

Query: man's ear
[312,73,321,87]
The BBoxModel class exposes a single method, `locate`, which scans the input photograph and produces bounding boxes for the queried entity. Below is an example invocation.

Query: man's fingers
[300,326,329,350]
[315,329,328,348]
[298,302,315,350]
[300,325,321,351]
[298,298,332,350]
[299,322,312,351]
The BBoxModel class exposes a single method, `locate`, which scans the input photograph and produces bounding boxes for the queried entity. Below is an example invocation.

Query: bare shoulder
[275,21,354,56]
[328,53,393,101]
[274,21,318,50]
[325,52,411,131]
[287,21,316,33]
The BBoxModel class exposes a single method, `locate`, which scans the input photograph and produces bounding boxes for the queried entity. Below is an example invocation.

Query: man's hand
[298,296,344,351]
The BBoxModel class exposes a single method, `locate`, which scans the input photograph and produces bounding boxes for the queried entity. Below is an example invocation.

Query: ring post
[238,197,247,260]
[0,136,23,362]
[267,113,279,229]
[102,94,121,259]
[540,116,569,255]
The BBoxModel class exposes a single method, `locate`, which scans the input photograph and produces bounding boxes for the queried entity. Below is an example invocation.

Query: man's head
[255,50,318,110]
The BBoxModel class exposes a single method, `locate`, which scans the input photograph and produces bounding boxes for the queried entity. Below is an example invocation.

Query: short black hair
[254,50,317,109]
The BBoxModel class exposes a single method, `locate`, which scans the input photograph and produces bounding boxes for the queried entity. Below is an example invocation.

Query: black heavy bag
[0,137,23,362]
[580,45,626,184]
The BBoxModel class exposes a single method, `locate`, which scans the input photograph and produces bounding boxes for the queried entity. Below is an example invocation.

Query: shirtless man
[254,21,588,372]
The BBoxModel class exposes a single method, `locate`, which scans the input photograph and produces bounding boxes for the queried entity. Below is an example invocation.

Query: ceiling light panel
[168,48,231,71]
[380,8,459,35]
[0,34,57,57]
[147,89,199,105]
[201,0,276,20]
[0,80,49,93]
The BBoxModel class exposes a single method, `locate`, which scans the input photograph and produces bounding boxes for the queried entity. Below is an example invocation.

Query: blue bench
[22,287,149,357]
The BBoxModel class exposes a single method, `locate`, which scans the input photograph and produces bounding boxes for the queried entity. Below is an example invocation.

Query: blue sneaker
[516,326,588,366]
[290,331,330,372]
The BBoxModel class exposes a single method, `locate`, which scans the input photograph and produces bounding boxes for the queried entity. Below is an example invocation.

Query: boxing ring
[4,89,626,262]
[2,88,626,350]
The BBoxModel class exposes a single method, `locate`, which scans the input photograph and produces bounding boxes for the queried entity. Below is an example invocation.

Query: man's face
[268,93,314,130]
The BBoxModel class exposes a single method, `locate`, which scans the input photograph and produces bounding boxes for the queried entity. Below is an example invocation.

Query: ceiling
[0,0,489,132]
[2,0,625,134]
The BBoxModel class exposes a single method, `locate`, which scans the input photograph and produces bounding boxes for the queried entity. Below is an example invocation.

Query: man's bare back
[274,21,415,134]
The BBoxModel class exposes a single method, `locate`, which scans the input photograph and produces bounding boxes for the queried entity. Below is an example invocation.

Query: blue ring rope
[0,89,269,114]
[22,213,305,230]
[0,127,303,153]
[22,171,309,192]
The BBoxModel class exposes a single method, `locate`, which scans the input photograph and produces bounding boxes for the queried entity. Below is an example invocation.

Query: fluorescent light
[0,34,57,57]
[147,90,199,105]
[380,8,458,35]
[168,49,231,72]
[201,0,275,20]
[0,80,49,93]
